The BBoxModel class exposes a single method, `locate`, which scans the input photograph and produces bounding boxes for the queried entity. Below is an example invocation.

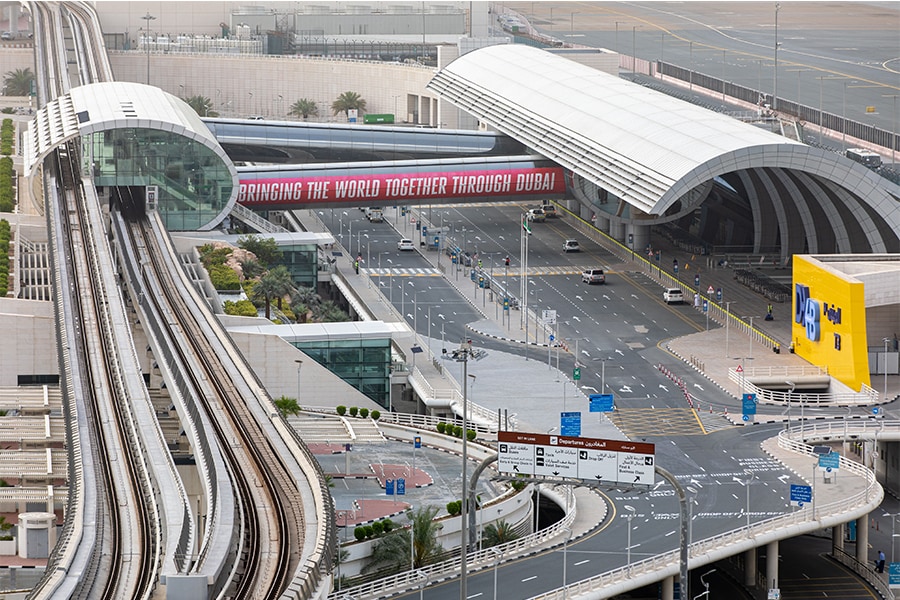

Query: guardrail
[326,484,576,600]
[531,428,881,599]
[728,368,881,405]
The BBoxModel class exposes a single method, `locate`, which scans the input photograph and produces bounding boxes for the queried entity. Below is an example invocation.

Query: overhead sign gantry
[497,431,655,485]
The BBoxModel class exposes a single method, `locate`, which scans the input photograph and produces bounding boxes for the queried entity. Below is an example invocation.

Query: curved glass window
[86,128,234,231]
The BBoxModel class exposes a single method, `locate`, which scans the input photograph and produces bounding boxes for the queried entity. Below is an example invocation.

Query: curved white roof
[427,44,900,252]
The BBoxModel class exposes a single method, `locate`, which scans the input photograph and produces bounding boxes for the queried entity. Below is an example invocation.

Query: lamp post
[402,281,414,327]
[884,512,900,565]
[773,3,781,111]
[615,21,623,56]
[570,12,577,33]
[294,359,302,405]
[624,505,636,570]
[883,94,899,166]
[785,380,795,432]
[689,41,694,92]
[141,12,156,85]
[656,466,690,600]
[734,472,757,528]
[631,26,639,74]
[490,547,501,600]
[697,569,716,600]
[562,526,573,593]
[457,339,475,600]
[743,315,759,360]
[725,301,735,359]
[885,337,892,399]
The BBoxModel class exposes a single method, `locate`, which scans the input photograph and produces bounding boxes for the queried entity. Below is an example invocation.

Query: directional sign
[573,367,581,380]
[396,478,406,495]
[589,394,615,413]
[497,432,655,486]
[549,334,555,342]
[790,483,811,507]
[818,452,840,471]
[742,393,757,415]
[542,309,557,325]
[385,479,395,495]
[560,411,581,437]
[889,562,900,587]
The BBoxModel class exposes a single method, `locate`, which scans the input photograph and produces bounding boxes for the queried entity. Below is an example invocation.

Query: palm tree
[182,95,218,117]
[293,286,321,308]
[3,68,34,96]
[365,505,443,574]
[311,300,350,323]
[289,98,319,120]
[331,91,367,118]
[274,395,301,416]
[265,265,296,310]
[251,273,281,320]
[481,519,520,548]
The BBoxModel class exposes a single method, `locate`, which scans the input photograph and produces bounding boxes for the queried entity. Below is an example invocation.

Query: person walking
[877,549,886,573]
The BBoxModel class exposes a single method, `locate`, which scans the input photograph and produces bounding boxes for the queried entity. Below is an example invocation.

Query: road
[507,1,900,135]
[338,202,814,599]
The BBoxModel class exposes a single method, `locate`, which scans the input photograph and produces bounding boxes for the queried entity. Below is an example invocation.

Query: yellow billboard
[792,256,870,390]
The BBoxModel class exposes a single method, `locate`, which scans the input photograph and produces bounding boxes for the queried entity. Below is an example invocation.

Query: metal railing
[729,368,881,405]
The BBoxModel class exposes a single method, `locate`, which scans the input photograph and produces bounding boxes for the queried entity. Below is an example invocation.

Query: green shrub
[348,406,358,417]
[370,410,380,421]
[381,518,393,533]
[446,500,462,516]
[371,520,384,535]
[354,526,366,542]
[363,525,374,538]
[435,422,446,434]
[452,425,463,438]
[336,405,346,416]
[359,407,369,418]
[467,429,477,442]
[223,299,258,317]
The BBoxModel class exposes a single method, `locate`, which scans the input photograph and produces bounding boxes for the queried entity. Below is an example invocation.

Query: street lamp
[141,12,156,85]
[883,94,899,166]
[632,25,640,74]
[884,512,900,566]
[402,281,414,327]
[490,547,501,600]
[570,12,577,33]
[562,526,573,592]
[624,504,636,569]
[457,339,476,600]
[295,359,302,405]
[725,301,735,359]
[884,337,891,399]
[734,472,757,528]
[773,3,781,111]
[785,380,796,432]
[743,315,760,360]
[697,568,716,600]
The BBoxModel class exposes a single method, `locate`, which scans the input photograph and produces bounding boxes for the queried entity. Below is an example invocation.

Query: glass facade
[85,127,235,231]
[278,243,318,290]
[292,338,391,407]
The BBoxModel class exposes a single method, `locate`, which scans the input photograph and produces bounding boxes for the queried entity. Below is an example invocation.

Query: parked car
[581,268,605,284]
[397,238,416,251]
[563,239,580,253]
[526,208,546,222]
[541,204,557,217]
[663,288,684,304]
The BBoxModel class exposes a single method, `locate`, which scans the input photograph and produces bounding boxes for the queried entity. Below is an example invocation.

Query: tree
[3,68,34,96]
[237,234,282,267]
[364,505,443,574]
[182,95,218,117]
[331,91,367,118]
[481,519,520,548]
[289,98,319,120]
[251,272,281,320]
[274,395,301,416]
[264,265,295,310]
[311,300,350,323]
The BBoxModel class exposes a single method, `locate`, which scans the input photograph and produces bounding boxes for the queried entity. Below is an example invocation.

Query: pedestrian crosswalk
[362,266,600,277]
[609,408,735,436]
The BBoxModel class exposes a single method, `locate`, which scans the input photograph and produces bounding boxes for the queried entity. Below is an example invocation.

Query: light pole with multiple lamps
[141,12,156,85]
[624,504,636,569]
[743,315,760,360]
[562,527,573,591]
[294,359,302,405]
[725,301,735,359]
[773,3,781,111]
[734,471,757,528]
[884,337,892,399]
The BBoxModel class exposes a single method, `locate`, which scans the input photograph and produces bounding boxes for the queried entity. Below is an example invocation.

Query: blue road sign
[397,478,406,495]
[874,407,881,415]
[716,287,723,302]
[560,411,581,437]
[694,274,700,286]
[703,300,708,312]
[889,562,900,585]
[742,393,757,415]
[848,519,857,541]
[742,415,749,421]
[414,436,421,448]
[818,452,840,471]
[385,479,394,495]
[549,334,555,342]
[588,394,615,413]
[503,297,510,310]
[790,484,812,506]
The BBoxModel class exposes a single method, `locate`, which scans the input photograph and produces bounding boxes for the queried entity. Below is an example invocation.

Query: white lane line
[574,559,590,566]
[522,576,538,582]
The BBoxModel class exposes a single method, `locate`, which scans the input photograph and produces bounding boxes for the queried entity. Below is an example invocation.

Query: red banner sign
[238,167,566,206]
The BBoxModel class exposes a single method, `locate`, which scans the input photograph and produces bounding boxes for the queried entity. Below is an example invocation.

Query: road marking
[468,594,483,599]
[574,559,590,566]
[522,576,538,582]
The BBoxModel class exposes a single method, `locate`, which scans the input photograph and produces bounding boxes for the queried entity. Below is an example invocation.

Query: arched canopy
[25,82,238,231]
[427,44,900,253]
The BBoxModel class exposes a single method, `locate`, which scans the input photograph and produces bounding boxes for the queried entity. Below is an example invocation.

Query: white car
[397,238,415,251]
[663,288,684,304]
[563,239,580,253]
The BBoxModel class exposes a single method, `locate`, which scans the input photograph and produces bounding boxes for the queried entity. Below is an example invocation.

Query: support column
[660,575,674,600]
[832,522,845,553]
[766,540,779,591]
[857,515,869,563]
[744,547,758,587]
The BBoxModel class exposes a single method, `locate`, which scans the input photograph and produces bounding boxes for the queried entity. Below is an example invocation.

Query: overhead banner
[238,167,566,206]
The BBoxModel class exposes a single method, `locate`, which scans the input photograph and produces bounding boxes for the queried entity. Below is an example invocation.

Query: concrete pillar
[744,547,758,587]
[857,515,869,563]
[832,522,845,553]
[766,540,779,591]
[630,223,651,258]
[660,575,674,600]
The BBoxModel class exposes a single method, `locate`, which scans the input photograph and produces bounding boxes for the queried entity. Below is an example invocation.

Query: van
[581,269,605,284]
[365,207,384,222]
[541,204,557,217]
